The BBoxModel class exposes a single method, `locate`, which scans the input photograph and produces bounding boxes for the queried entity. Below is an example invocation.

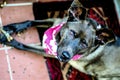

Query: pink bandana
[43,22,81,60]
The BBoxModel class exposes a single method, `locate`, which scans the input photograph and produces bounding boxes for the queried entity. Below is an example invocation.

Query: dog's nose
[61,51,71,61]
[57,51,71,62]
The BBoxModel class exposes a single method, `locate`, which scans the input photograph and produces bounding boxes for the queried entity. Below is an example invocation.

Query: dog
[56,0,120,80]
[1,0,120,80]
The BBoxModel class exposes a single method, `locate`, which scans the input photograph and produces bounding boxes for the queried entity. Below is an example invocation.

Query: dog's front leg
[68,60,88,74]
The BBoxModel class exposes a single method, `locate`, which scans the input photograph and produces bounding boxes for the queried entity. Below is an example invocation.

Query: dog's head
[56,0,116,62]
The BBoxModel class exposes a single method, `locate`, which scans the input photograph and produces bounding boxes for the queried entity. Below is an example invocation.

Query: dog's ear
[95,29,116,45]
[68,0,87,21]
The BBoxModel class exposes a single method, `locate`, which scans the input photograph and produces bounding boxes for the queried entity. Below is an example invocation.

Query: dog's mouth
[57,42,88,62]
[57,51,83,62]
[57,52,71,62]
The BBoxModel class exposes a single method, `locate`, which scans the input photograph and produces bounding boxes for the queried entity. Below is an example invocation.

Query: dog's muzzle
[57,51,71,62]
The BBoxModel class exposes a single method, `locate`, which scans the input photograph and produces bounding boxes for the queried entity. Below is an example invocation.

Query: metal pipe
[1,0,33,8]
[5,2,32,7]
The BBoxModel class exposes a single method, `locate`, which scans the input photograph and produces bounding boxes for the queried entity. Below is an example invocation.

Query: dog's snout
[62,51,70,59]
[57,51,71,62]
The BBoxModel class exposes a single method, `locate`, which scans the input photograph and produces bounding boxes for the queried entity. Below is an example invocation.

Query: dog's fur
[56,0,120,80]
[1,0,120,80]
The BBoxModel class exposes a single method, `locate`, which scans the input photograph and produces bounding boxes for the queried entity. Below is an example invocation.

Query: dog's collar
[43,22,81,60]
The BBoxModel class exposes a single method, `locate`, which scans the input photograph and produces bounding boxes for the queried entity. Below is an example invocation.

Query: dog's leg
[68,60,88,74]
[0,19,57,58]
[3,20,54,35]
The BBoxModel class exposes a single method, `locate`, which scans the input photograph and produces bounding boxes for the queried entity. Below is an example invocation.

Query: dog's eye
[70,30,77,37]
[81,39,86,43]
[81,39,87,45]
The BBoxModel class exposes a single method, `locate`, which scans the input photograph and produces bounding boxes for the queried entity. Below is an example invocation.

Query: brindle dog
[1,0,120,80]
[56,0,120,80]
